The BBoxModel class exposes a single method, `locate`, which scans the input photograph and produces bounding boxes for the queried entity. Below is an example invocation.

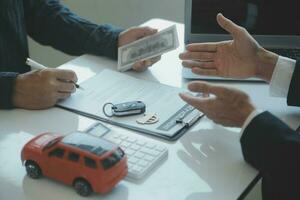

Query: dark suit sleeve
[0,72,19,109]
[287,60,300,106]
[23,0,124,59]
[240,111,300,199]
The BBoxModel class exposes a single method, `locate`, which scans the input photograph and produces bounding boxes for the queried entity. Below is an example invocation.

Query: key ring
[102,103,115,117]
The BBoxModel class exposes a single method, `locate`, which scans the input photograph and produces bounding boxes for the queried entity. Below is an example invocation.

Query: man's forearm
[0,72,19,109]
[24,0,124,59]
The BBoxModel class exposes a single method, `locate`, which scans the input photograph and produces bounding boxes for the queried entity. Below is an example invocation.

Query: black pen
[26,58,83,90]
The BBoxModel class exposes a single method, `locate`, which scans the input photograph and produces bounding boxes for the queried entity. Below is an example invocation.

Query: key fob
[112,101,146,116]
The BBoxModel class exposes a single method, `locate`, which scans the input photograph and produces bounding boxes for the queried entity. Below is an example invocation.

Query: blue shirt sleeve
[0,72,19,109]
[23,0,124,59]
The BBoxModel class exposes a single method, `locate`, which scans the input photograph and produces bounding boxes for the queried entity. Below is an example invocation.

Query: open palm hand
[180,14,276,80]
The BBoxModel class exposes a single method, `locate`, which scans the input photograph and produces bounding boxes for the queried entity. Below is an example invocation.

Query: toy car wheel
[74,179,92,196]
[25,161,42,179]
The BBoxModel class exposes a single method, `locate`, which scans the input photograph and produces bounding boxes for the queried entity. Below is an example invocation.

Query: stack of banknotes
[118,25,179,72]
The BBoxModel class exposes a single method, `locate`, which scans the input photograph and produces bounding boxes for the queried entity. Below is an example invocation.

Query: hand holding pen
[12,58,80,109]
[26,58,83,90]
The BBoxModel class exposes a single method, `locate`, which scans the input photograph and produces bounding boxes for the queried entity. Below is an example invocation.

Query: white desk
[1,19,299,200]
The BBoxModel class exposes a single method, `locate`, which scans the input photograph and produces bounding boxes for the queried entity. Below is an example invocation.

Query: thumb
[188,81,223,96]
[131,27,157,38]
[216,13,241,38]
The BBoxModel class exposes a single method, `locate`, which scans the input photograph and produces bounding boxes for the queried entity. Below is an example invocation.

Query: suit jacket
[241,61,300,200]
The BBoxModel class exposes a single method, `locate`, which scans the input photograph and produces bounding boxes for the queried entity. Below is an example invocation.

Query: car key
[103,101,146,117]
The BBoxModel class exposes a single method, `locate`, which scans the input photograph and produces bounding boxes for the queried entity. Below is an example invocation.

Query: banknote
[118,25,179,72]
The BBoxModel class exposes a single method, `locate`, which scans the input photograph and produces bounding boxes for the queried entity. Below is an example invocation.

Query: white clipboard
[57,69,204,141]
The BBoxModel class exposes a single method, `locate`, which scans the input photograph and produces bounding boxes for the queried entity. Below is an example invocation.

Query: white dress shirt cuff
[240,109,264,138]
[269,56,296,97]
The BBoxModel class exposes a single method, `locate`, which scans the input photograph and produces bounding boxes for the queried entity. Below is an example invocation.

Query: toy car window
[68,152,80,162]
[84,157,97,169]
[101,148,124,170]
[62,132,112,156]
[49,148,65,158]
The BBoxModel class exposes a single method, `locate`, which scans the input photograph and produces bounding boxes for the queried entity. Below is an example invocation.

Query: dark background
[191,0,300,35]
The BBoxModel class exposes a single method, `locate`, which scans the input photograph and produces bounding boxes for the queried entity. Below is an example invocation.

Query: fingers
[57,82,76,93]
[145,56,161,67]
[132,61,148,72]
[119,26,157,47]
[55,69,78,83]
[186,42,218,52]
[150,56,162,64]
[182,60,216,69]
[216,13,241,37]
[46,69,77,98]
[187,81,226,97]
[179,92,209,112]
[56,81,74,100]
[56,92,71,100]
[179,51,215,61]
[131,26,157,39]
[52,69,77,93]
[191,68,218,76]
[181,57,219,76]
[132,56,161,72]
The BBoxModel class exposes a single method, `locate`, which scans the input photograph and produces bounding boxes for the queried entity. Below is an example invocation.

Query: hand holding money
[118,25,179,72]
[118,27,161,72]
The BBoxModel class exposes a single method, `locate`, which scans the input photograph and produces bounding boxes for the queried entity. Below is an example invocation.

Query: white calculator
[84,122,168,180]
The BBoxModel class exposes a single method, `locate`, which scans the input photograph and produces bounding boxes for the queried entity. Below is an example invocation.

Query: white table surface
[1,19,299,200]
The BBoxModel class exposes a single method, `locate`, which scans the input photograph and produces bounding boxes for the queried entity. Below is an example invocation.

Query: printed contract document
[58,69,203,140]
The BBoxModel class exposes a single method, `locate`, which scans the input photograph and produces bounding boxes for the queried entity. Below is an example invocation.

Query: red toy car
[21,131,128,196]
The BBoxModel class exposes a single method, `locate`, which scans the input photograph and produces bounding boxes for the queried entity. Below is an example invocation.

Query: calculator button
[136,140,147,146]
[131,144,141,151]
[128,157,139,164]
[155,146,166,152]
[126,137,137,143]
[132,165,143,173]
[145,143,156,149]
[128,163,135,169]
[134,152,145,159]
[144,155,155,162]
[148,149,160,156]
[112,139,122,145]
[140,148,150,154]
[113,134,120,138]
[120,141,131,148]
[120,135,128,140]
[138,160,149,167]
[124,149,135,156]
